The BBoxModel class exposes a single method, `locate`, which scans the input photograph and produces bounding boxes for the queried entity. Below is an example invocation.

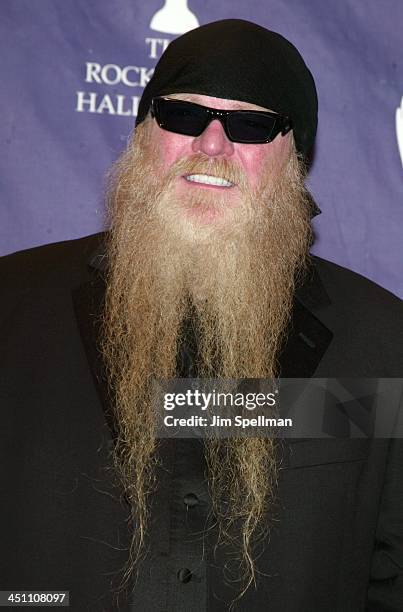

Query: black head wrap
[136,19,318,156]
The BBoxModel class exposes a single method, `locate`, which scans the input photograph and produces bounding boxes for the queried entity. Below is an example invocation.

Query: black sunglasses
[150,97,293,145]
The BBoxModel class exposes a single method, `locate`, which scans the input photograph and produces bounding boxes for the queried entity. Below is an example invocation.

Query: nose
[191,119,235,157]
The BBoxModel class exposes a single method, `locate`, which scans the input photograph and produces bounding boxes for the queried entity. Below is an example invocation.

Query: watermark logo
[152,378,403,439]
[150,0,199,35]
[75,3,198,118]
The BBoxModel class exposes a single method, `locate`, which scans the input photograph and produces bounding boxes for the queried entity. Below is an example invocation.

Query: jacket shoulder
[312,255,403,336]
[0,233,106,289]
[313,256,402,306]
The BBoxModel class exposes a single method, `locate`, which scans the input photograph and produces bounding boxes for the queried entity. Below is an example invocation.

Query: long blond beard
[101,118,313,600]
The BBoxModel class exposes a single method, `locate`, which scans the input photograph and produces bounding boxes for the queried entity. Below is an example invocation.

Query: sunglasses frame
[150,96,293,144]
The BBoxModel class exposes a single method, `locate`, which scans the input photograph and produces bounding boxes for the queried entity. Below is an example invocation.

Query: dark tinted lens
[227,111,277,143]
[156,100,208,136]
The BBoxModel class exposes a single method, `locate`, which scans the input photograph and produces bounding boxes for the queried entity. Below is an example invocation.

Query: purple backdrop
[1,0,402,296]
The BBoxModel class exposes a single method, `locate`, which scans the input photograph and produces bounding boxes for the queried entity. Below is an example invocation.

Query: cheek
[152,125,191,170]
[239,151,270,190]
[240,137,291,189]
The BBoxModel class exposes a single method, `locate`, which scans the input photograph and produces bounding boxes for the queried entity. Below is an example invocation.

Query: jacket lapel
[278,266,333,377]
[72,269,116,439]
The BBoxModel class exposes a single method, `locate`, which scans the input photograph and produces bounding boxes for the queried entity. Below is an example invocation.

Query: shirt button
[183,493,199,507]
[177,568,192,583]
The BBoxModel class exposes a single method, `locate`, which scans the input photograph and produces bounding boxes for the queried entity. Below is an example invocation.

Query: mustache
[163,153,249,190]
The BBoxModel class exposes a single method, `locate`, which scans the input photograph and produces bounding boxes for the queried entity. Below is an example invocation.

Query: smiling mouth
[184,174,234,187]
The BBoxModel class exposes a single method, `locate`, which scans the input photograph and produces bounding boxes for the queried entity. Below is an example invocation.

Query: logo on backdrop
[150,0,199,35]
[396,97,403,167]
[75,1,200,118]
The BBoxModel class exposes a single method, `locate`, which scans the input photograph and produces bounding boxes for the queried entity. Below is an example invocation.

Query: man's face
[148,93,293,224]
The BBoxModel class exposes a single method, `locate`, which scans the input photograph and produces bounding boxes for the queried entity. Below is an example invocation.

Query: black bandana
[136,19,318,157]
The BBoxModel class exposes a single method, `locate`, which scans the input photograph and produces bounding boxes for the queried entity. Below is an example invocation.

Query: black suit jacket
[0,233,402,611]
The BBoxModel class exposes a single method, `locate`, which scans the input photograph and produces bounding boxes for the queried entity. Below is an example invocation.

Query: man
[1,19,402,612]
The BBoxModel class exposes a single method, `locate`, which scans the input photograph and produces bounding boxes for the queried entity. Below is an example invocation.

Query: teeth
[185,174,233,187]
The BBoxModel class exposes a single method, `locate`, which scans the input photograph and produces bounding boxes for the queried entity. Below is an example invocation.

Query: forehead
[166,92,274,113]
